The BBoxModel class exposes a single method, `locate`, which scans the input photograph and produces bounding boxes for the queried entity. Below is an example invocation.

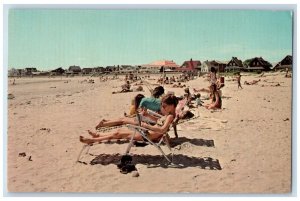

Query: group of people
[80,76,224,145]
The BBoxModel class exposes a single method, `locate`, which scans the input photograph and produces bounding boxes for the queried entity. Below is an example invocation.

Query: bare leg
[80,128,143,144]
[96,117,136,129]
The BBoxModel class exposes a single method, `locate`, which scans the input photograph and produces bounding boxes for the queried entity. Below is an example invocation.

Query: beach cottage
[226,57,244,72]
[273,55,292,71]
[201,60,227,73]
[68,65,82,74]
[51,67,65,75]
[243,57,272,71]
[141,60,179,73]
[178,58,201,72]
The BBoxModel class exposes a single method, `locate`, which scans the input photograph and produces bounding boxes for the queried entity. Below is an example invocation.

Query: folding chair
[77,112,177,166]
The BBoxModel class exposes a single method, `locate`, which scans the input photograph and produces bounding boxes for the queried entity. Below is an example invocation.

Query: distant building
[141,60,179,73]
[226,57,244,72]
[177,58,201,72]
[92,66,105,74]
[273,55,292,71]
[68,65,81,74]
[118,65,139,74]
[51,67,65,75]
[82,68,93,75]
[243,57,272,71]
[201,60,227,73]
[25,67,38,75]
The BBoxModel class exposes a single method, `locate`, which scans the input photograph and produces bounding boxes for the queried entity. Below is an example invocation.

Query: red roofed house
[178,58,201,72]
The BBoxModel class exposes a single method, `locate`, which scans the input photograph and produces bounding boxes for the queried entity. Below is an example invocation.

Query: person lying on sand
[172,82,186,88]
[205,84,222,110]
[112,81,133,94]
[244,79,261,85]
[80,94,178,144]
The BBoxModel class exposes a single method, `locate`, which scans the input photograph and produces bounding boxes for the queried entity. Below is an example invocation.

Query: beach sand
[7,72,292,193]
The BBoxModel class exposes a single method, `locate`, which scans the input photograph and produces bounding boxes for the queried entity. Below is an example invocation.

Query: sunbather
[244,79,261,85]
[205,84,222,110]
[80,94,179,144]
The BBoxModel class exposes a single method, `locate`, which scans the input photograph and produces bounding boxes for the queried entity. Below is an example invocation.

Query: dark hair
[134,94,145,110]
[161,94,178,107]
[152,86,165,98]
[196,93,201,98]
[210,67,216,73]
[184,87,190,94]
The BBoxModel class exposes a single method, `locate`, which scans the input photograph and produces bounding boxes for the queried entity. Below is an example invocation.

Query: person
[80,94,179,144]
[112,81,132,94]
[96,86,165,130]
[183,88,192,106]
[244,79,261,85]
[195,93,203,107]
[237,73,243,89]
[138,86,165,112]
[125,94,145,117]
[209,67,217,85]
[205,84,222,110]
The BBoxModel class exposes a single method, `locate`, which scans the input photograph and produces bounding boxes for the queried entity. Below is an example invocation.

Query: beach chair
[77,112,176,167]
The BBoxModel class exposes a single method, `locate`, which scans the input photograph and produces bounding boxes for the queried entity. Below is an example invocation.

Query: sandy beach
[7,72,292,193]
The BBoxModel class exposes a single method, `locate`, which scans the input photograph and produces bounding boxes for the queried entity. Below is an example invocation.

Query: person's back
[139,97,161,112]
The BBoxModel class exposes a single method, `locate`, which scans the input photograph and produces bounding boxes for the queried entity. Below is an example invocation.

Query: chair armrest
[126,124,149,131]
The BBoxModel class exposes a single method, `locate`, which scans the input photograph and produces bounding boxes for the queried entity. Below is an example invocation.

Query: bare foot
[79,136,94,144]
[95,119,107,129]
[87,130,100,138]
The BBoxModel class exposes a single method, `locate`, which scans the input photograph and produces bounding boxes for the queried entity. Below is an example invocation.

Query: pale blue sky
[8,9,293,70]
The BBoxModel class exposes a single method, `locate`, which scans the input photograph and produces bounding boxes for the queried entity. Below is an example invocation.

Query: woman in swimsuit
[80,94,178,144]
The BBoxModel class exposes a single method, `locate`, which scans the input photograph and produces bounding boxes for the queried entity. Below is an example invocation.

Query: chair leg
[173,124,178,138]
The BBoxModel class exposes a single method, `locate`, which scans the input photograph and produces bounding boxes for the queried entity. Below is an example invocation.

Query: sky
[8,9,293,70]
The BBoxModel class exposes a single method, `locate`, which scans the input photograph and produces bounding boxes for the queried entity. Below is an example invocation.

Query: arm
[141,115,174,134]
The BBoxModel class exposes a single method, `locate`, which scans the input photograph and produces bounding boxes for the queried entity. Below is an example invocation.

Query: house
[243,57,272,71]
[82,68,93,75]
[68,65,81,74]
[51,67,65,75]
[105,66,119,73]
[273,55,292,71]
[118,65,139,74]
[92,66,105,74]
[226,57,244,72]
[201,60,227,73]
[25,67,38,75]
[178,58,201,72]
[8,68,20,77]
[141,60,179,73]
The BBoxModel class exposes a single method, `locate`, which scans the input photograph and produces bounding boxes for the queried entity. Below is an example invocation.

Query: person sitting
[195,93,204,107]
[80,94,179,144]
[112,81,132,94]
[96,86,165,130]
[205,84,222,110]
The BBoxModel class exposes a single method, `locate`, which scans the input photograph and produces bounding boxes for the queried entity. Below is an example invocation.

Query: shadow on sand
[87,153,221,170]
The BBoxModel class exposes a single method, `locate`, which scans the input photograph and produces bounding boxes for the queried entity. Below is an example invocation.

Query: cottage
[82,68,93,75]
[25,67,38,75]
[226,57,244,72]
[201,60,227,73]
[243,57,272,71]
[68,65,81,74]
[141,60,179,73]
[273,55,292,71]
[178,58,201,72]
[51,67,65,75]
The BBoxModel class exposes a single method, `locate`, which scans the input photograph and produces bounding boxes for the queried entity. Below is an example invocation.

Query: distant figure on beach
[285,68,291,78]
[205,84,222,110]
[237,73,243,89]
[112,81,132,94]
[12,79,16,85]
[195,93,203,107]
[244,79,261,85]
[209,67,217,85]
[172,82,186,88]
